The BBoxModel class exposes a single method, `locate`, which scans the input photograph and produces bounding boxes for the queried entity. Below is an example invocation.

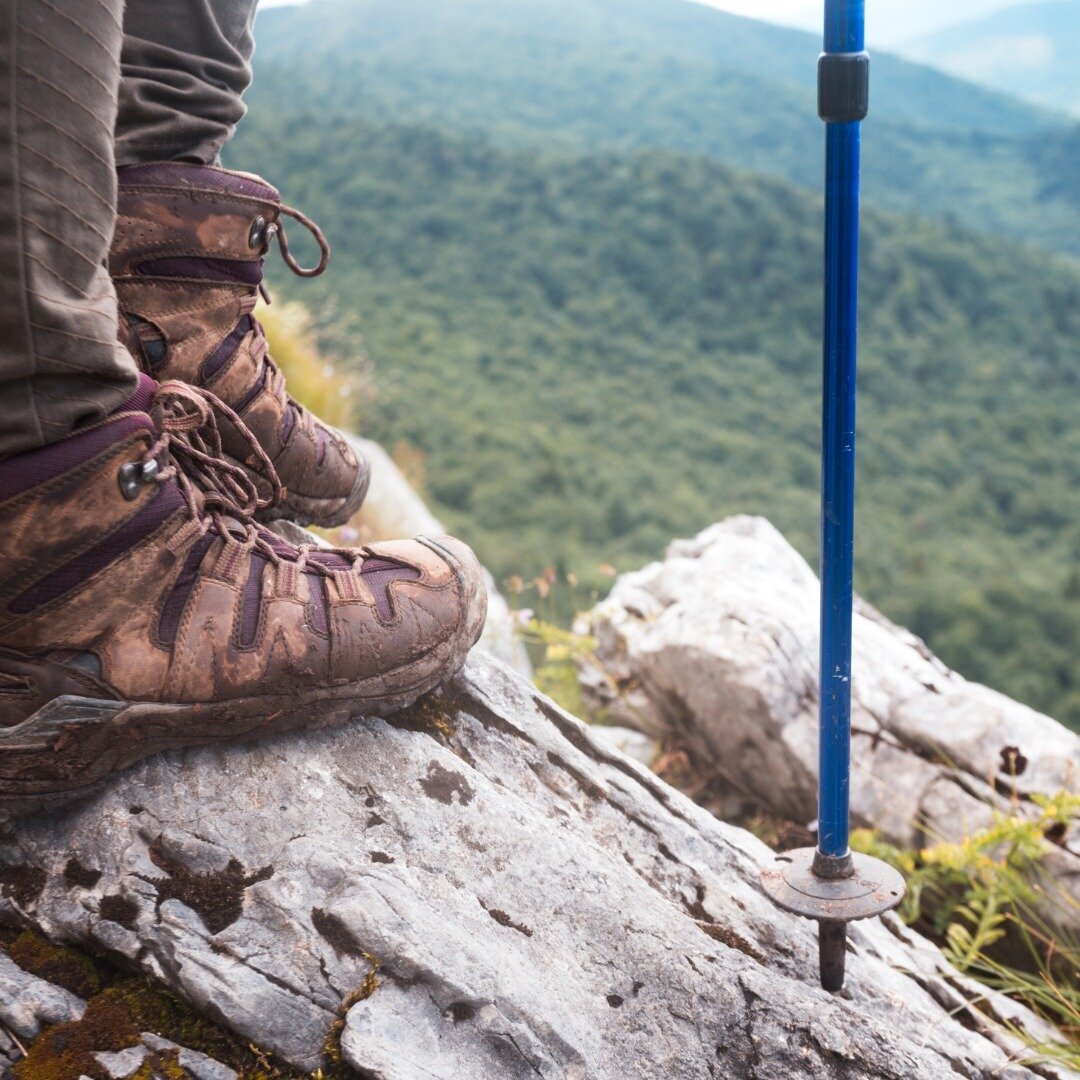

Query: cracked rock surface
[0,651,1073,1078]
[0,950,84,1069]
[580,516,1080,933]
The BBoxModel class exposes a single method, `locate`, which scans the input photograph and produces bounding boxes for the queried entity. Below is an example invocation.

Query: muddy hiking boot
[0,376,487,817]
[111,162,367,528]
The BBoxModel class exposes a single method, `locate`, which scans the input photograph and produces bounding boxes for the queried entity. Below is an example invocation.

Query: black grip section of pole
[818,52,869,123]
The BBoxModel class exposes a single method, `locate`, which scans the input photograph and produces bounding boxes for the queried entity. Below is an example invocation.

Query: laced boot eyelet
[118,459,159,501]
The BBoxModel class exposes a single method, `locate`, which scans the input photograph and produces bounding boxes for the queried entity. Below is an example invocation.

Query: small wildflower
[511,608,535,628]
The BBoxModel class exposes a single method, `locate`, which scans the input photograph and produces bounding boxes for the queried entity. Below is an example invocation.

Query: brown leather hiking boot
[110,163,368,528]
[0,376,487,817]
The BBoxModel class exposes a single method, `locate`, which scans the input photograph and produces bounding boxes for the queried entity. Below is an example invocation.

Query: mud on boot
[111,163,368,527]
[0,376,486,817]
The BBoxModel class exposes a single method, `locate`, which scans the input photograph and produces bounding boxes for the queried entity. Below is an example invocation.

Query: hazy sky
[261,0,1021,47]
[694,0,1018,44]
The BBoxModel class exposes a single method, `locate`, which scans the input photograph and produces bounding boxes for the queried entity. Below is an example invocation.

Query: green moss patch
[147,837,274,935]
[1,929,103,999]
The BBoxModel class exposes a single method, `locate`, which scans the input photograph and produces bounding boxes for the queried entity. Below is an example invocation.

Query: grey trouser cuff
[0,0,258,457]
[117,0,259,167]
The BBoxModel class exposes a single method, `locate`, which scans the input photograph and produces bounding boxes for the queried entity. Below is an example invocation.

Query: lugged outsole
[0,682,431,820]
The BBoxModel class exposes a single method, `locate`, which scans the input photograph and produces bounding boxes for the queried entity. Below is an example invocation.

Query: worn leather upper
[0,380,485,715]
[111,163,368,527]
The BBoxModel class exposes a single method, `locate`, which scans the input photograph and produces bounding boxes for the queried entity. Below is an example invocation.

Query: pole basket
[760,848,905,991]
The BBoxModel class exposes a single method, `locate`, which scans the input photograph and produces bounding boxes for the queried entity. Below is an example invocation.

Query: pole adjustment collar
[818,51,869,123]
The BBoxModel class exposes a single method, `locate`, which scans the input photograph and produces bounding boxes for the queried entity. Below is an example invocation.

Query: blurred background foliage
[233,0,1080,726]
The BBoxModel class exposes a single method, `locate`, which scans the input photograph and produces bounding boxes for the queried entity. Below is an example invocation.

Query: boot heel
[0,696,129,816]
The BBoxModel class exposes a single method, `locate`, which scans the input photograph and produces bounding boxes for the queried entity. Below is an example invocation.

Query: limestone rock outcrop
[579,516,1080,932]
[1,651,1072,1078]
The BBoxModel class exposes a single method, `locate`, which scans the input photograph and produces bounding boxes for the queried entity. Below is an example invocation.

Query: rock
[348,435,531,676]
[90,1039,238,1080]
[90,1036,238,1080]
[0,949,83,1046]
[94,1044,152,1078]
[578,516,1080,930]
[140,1032,238,1080]
[588,724,660,766]
[0,651,1072,1078]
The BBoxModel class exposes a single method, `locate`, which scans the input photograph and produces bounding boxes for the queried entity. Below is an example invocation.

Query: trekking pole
[760,0,905,993]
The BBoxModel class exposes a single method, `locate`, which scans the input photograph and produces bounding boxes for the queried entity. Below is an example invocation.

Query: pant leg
[0,0,138,459]
[116,0,259,167]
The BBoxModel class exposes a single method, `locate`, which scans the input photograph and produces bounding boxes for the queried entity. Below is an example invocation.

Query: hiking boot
[110,162,368,528]
[0,376,487,817]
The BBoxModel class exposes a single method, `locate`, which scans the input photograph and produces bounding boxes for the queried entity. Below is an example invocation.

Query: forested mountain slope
[228,118,1080,723]
[247,0,1080,254]
[253,0,1048,133]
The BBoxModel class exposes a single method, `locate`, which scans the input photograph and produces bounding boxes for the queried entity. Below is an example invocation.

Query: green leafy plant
[518,616,597,716]
[852,790,1080,1065]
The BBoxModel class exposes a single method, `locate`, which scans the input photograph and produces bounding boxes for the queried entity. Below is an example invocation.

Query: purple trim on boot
[0,415,153,504]
[136,257,264,287]
[122,373,158,414]
[118,163,280,203]
[279,403,297,446]
[308,550,352,571]
[233,365,268,414]
[261,532,297,561]
[359,558,422,621]
[305,571,329,635]
[255,530,350,571]
[202,316,256,383]
[237,552,271,648]
[254,531,414,618]
[10,485,185,615]
[157,532,217,646]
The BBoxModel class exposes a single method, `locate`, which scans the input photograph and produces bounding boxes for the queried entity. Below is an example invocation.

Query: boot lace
[141,381,355,576]
[267,203,331,279]
[253,203,332,458]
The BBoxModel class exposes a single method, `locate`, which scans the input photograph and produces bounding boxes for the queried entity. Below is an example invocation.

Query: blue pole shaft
[818,0,865,860]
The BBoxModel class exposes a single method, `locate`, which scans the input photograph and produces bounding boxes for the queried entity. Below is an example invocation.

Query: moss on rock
[2,932,308,1079]
[3,928,103,998]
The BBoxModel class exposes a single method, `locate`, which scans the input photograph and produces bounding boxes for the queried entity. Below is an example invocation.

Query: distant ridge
[255,0,1055,134]
[249,0,1080,253]
[901,1,1080,115]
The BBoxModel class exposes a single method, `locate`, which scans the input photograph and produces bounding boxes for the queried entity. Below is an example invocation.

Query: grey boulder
[0,651,1071,1078]
[580,516,1080,933]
